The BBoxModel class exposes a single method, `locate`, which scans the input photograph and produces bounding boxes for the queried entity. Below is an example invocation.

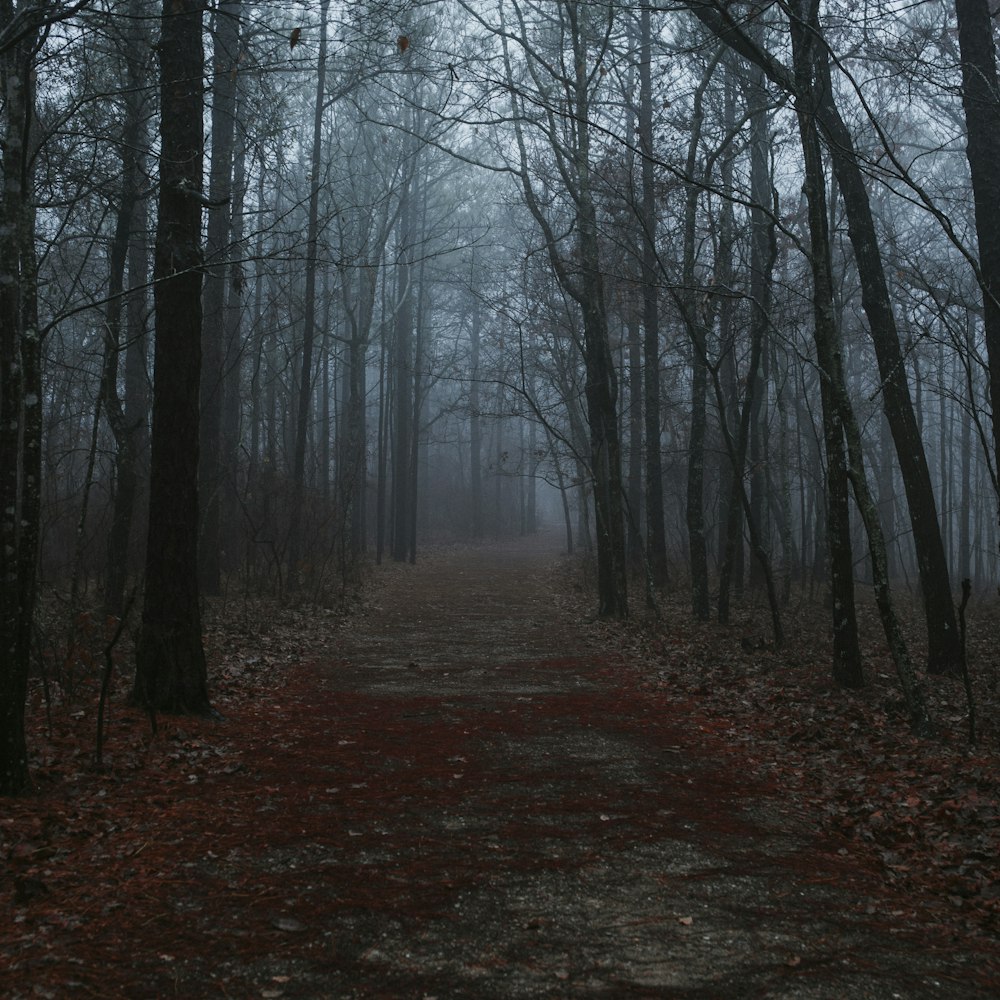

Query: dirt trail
[5,537,996,998]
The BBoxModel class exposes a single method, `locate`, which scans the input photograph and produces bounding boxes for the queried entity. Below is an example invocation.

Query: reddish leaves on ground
[610,594,1000,942]
[4,574,1000,995]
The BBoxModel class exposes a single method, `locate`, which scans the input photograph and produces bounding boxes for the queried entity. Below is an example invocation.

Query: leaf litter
[2,542,1000,997]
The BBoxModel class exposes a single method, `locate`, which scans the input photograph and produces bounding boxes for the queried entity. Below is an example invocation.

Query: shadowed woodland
[3,0,1000,992]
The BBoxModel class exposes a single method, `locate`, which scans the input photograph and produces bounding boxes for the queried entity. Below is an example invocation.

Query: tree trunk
[745,55,773,590]
[715,60,743,613]
[103,11,149,616]
[470,291,484,539]
[391,178,414,562]
[0,16,39,794]
[638,5,668,589]
[133,0,211,715]
[626,310,643,568]
[408,252,428,565]
[816,65,960,675]
[376,290,389,564]
[287,0,329,588]
[789,1,863,688]
[199,0,240,595]
[960,350,972,581]
[340,264,376,570]
[706,309,785,647]
[221,44,247,579]
[578,168,627,616]
[680,54,718,622]
[954,0,1000,546]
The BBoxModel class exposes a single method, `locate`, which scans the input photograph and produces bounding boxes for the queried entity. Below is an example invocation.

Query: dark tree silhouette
[133,0,212,715]
[0,11,39,794]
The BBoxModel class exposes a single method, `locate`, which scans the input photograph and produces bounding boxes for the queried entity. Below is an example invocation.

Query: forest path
[5,537,994,998]
[233,536,987,998]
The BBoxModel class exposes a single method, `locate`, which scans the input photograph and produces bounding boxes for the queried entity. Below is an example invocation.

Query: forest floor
[3,535,1000,998]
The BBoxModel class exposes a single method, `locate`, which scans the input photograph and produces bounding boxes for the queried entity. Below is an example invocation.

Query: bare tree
[690,0,962,674]
[499,0,628,618]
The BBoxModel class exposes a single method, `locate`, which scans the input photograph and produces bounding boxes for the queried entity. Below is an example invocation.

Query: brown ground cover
[3,536,999,998]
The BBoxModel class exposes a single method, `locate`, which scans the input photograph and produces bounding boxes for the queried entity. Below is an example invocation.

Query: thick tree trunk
[133,0,211,715]
[693,54,783,642]
[954,0,1000,546]
[0,18,38,794]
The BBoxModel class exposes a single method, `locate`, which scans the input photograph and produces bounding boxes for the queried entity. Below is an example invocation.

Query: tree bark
[638,4,668,589]
[954,0,1000,544]
[222,60,247,575]
[788,0,863,688]
[470,290,484,539]
[745,55,773,590]
[199,0,240,595]
[103,7,149,616]
[287,0,329,588]
[626,310,643,568]
[0,14,39,794]
[133,0,211,715]
[575,27,628,619]
[680,52,718,622]
[391,177,414,562]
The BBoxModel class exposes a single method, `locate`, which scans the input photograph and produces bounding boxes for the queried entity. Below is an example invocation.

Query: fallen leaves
[612,594,1000,940]
[7,564,1000,997]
